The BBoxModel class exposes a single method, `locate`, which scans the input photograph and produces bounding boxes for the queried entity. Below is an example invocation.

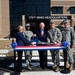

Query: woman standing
[16,26,34,72]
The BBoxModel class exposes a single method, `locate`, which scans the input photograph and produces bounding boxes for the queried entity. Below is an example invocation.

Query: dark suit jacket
[16,32,31,46]
[36,30,47,42]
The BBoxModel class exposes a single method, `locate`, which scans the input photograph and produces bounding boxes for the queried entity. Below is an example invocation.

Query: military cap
[50,20,54,24]
[64,20,68,24]
[26,23,30,26]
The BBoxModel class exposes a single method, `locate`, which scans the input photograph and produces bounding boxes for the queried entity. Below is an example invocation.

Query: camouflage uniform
[47,27,62,66]
[62,26,75,64]
[23,31,33,65]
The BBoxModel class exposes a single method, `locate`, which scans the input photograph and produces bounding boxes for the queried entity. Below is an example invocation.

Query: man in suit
[16,26,34,72]
[36,22,47,69]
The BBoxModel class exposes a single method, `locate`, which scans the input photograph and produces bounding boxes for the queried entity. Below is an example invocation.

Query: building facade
[0,0,10,38]
[0,0,75,38]
[51,0,75,27]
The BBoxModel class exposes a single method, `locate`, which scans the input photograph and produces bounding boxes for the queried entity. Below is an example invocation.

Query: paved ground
[0,51,75,75]
[0,39,75,75]
[0,70,75,75]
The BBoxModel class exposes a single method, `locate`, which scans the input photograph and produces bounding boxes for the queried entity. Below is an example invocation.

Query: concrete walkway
[0,50,75,75]
[0,70,75,75]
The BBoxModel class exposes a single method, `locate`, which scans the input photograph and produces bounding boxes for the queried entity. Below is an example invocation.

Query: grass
[0,40,12,49]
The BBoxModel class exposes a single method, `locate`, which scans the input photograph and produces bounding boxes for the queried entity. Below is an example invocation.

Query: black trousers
[17,51,23,72]
[39,50,47,69]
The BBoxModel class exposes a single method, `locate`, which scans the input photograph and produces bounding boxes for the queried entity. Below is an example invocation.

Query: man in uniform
[47,20,62,72]
[62,20,75,72]
[23,23,33,70]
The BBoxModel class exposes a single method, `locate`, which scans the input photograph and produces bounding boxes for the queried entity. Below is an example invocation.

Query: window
[10,0,50,34]
[25,0,50,16]
[70,7,75,14]
[52,7,63,14]
[10,0,23,32]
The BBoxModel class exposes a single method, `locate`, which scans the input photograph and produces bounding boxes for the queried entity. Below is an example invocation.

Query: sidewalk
[0,50,75,75]
[0,41,75,75]
[0,70,75,75]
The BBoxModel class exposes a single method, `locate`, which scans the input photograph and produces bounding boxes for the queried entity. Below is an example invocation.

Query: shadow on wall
[4,29,18,39]
[4,33,11,39]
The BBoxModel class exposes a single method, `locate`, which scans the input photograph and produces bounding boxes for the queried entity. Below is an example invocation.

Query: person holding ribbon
[47,20,62,72]
[62,20,75,72]
[36,22,47,69]
[23,23,33,70]
[16,26,34,72]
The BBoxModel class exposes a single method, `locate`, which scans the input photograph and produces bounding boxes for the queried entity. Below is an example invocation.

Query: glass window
[10,0,50,34]
[52,8,56,14]
[25,0,50,16]
[18,2,23,6]
[31,12,36,16]
[18,7,23,12]
[70,7,75,14]
[52,7,63,14]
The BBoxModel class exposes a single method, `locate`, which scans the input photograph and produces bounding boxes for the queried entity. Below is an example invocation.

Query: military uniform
[23,31,33,66]
[62,26,75,64]
[47,27,62,66]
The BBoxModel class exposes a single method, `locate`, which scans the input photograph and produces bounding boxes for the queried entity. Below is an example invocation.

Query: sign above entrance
[26,16,71,20]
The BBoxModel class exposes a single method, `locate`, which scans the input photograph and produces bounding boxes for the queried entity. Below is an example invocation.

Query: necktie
[40,30,44,36]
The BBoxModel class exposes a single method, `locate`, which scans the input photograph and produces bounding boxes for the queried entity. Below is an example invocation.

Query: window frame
[52,7,63,14]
